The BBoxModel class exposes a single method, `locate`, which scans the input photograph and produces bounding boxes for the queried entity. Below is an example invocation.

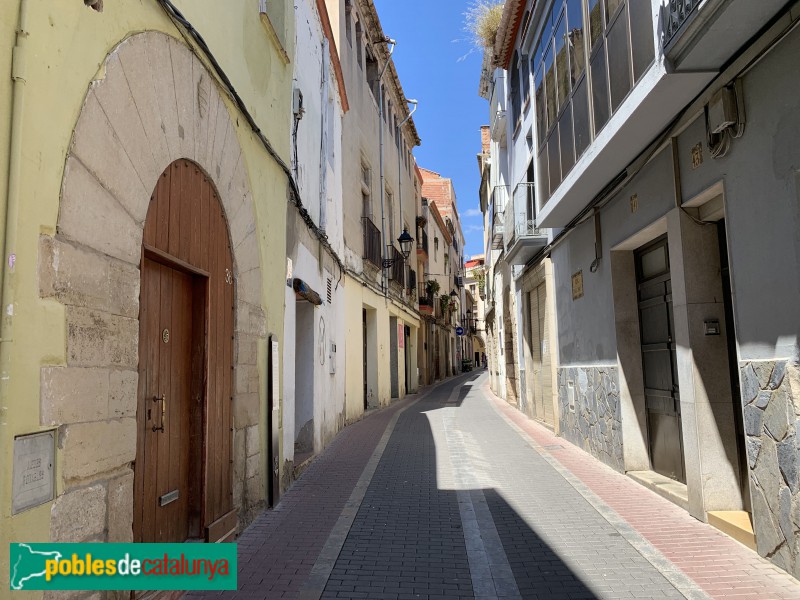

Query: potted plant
[426,279,440,298]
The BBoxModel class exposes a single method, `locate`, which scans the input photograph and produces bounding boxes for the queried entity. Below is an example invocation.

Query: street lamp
[382,227,415,267]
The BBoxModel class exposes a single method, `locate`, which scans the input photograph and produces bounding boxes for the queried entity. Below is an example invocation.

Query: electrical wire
[156,0,346,281]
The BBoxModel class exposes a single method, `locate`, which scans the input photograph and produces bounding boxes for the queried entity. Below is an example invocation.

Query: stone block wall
[740,360,800,578]
[38,32,268,555]
[558,366,624,472]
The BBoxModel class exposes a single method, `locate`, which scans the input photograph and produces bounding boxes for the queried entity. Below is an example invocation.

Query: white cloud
[462,208,482,217]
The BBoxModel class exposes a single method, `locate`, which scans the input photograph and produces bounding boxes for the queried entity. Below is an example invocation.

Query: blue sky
[373,0,488,259]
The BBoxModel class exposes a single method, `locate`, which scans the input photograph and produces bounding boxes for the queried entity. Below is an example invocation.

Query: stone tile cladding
[740,359,800,578]
[558,366,624,472]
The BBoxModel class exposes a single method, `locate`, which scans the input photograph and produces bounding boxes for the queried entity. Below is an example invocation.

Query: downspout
[1,0,29,511]
[377,38,395,297]
[396,99,417,239]
[319,37,330,234]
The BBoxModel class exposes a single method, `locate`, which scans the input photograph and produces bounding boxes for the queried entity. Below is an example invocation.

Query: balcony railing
[408,268,417,298]
[505,182,548,265]
[507,183,545,246]
[362,216,381,268]
[662,0,702,50]
[417,229,429,255]
[388,245,404,286]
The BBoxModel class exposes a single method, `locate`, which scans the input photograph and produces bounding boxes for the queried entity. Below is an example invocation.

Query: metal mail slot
[159,489,179,506]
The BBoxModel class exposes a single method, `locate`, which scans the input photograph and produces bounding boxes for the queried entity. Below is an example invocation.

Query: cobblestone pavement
[190,372,800,600]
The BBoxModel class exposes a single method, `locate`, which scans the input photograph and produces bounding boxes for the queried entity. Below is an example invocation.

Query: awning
[293,278,322,305]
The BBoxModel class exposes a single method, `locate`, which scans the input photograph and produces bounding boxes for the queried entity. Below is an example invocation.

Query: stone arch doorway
[134,159,234,542]
[42,31,267,545]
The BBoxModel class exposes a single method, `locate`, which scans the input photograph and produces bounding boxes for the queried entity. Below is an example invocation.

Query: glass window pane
[605,0,623,22]
[572,76,590,158]
[589,0,603,47]
[534,38,543,72]
[535,66,547,146]
[559,103,575,176]
[547,131,561,196]
[522,54,531,104]
[537,150,550,205]
[641,245,667,279]
[630,0,655,82]
[590,44,610,134]
[555,12,570,111]
[544,45,557,127]
[567,0,586,84]
[607,4,631,112]
[543,8,553,49]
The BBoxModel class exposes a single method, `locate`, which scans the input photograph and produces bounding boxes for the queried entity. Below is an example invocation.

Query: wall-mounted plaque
[12,431,55,514]
[572,271,584,301]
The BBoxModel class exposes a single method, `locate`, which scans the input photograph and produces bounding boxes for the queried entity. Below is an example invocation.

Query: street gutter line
[483,381,711,600]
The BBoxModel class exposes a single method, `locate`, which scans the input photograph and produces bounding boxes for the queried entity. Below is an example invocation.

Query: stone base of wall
[740,360,800,578]
[558,366,623,472]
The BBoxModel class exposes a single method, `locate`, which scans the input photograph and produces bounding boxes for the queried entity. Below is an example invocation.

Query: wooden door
[134,160,235,543]
[137,258,196,542]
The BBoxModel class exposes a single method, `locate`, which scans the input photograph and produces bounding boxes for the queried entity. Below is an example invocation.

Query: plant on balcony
[426,279,440,298]
[465,0,504,51]
[439,295,451,315]
[475,269,486,295]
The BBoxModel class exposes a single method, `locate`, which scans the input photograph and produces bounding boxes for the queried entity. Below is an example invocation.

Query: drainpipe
[396,99,417,239]
[318,37,330,235]
[377,38,395,297]
[1,0,29,513]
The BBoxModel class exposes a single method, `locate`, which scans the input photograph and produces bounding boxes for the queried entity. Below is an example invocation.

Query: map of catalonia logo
[9,543,237,591]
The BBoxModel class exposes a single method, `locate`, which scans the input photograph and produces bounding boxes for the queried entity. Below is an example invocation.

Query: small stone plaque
[12,431,55,514]
[572,271,584,300]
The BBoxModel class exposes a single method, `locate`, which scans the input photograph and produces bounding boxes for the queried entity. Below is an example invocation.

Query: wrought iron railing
[408,268,417,297]
[362,216,381,268]
[418,284,433,307]
[388,245,404,285]
[417,229,429,254]
[662,0,702,49]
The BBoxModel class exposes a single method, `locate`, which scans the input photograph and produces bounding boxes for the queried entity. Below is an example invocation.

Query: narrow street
[188,374,800,600]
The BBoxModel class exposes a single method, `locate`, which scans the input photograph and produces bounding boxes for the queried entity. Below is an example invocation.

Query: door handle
[152,394,166,432]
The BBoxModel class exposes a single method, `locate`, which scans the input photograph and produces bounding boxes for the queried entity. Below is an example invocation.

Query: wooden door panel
[136,159,235,543]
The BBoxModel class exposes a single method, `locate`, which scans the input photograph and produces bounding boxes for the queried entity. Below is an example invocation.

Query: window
[521,54,530,107]
[365,47,379,101]
[361,163,372,218]
[532,0,653,203]
[510,52,521,126]
[355,20,363,68]
[345,1,352,45]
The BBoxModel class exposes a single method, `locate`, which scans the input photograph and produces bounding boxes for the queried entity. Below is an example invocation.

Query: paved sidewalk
[190,372,800,600]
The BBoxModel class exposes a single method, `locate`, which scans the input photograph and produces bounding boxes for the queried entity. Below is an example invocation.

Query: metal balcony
[362,216,381,268]
[417,228,429,259]
[506,183,547,266]
[662,0,789,72]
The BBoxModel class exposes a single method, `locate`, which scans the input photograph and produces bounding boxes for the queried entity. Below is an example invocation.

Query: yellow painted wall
[0,0,293,590]
[343,273,421,423]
